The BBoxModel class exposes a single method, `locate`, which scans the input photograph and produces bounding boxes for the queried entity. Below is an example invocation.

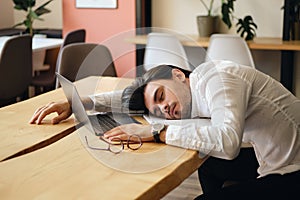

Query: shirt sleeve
[166,68,252,160]
[89,90,123,112]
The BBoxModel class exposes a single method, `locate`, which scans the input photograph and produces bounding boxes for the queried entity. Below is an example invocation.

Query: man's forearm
[81,96,94,110]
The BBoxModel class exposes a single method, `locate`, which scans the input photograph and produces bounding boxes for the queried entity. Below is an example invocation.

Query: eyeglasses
[84,134,143,154]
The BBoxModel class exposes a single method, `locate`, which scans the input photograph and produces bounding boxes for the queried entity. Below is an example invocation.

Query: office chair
[143,32,192,71]
[31,29,86,95]
[0,35,32,107]
[205,34,255,68]
[62,29,86,47]
[56,43,117,88]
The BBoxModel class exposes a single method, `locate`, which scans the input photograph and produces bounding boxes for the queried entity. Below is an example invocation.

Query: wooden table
[126,34,300,50]
[0,76,130,161]
[0,36,63,53]
[127,34,300,92]
[0,88,75,161]
[0,129,203,199]
[0,76,205,199]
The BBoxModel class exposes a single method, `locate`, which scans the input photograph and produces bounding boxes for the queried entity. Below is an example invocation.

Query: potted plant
[12,0,53,36]
[13,0,54,74]
[197,0,219,37]
[197,0,257,40]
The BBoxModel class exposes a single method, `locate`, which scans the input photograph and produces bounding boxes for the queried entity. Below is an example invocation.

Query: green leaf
[13,0,36,11]
[28,9,39,20]
[24,19,31,27]
[13,5,24,11]
[35,8,51,16]
[236,15,258,40]
[228,0,235,11]
[221,0,235,29]
[12,22,24,28]
[222,4,232,28]
[34,0,53,16]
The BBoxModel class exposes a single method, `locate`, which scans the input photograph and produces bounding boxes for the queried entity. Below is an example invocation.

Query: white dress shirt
[89,90,123,112]
[166,60,300,177]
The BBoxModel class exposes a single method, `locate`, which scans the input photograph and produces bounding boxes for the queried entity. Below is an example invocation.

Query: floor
[162,171,203,200]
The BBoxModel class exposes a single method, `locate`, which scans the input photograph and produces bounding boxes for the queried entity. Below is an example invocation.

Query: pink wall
[62,0,136,77]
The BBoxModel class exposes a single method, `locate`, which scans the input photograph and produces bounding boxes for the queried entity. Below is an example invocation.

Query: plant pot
[196,15,219,37]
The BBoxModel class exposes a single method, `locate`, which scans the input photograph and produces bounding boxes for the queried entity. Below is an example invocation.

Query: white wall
[152,0,284,37]
[152,0,300,97]
[0,0,14,28]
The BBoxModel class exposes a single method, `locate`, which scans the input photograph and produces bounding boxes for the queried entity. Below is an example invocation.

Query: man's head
[122,65,192,119]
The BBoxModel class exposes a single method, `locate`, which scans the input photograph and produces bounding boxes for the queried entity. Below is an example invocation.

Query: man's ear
[171,68,186,82]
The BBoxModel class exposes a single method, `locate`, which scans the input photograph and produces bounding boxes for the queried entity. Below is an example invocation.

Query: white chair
[205,34,255,68]
[143,32,192,71]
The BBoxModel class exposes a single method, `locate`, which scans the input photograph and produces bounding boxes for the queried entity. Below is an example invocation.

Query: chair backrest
[143,32,191,71]
[0,35,32,106]
[46,29,86,89]
[62,29,86,47]
[205,34,255,68]
[56,43,116,88]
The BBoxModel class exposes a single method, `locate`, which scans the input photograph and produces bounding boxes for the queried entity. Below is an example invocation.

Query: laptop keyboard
[88,113,141,136]
[97,114,120,131]
[88,114,119,136]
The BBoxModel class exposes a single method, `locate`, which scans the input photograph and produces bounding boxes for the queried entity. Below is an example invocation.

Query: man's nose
[159,103,169,113]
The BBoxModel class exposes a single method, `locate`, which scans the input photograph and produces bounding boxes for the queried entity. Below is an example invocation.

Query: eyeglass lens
[106,137,124,154]
[127,134,143,150]
[85,134,142,154]
[85,136,124,154]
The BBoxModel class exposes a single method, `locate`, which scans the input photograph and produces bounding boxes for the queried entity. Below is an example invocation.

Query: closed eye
[159,90,164,102]
[155,87,164,103]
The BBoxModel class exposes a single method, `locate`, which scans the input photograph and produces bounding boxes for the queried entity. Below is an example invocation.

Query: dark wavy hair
[121,65,191,114]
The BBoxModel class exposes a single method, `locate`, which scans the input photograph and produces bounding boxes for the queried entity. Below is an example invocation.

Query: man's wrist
[159,129,166,143]
[151,123,165,143]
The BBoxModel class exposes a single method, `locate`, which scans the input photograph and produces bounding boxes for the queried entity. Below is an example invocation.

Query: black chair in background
[56,43,117,88]
[0,35,32,107]
[30,29,86,95]
[62,29,86,47]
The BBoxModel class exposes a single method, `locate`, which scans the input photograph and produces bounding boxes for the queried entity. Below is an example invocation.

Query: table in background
[127,35,300,92]
[0,36,63,73]
[0,36,63,53]
[127,35,300,50]
[0,76,204,199]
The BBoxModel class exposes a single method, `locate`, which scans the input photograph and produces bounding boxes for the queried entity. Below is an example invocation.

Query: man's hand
[104,124,154,142]
[29,101,72,125]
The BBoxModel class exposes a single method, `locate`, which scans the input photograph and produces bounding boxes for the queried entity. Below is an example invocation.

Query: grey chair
[31,29,86,95]
[0,35,32,107]
[56,43,117,88]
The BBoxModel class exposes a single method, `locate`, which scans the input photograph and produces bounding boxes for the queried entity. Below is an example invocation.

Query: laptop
[56,73,140,136]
